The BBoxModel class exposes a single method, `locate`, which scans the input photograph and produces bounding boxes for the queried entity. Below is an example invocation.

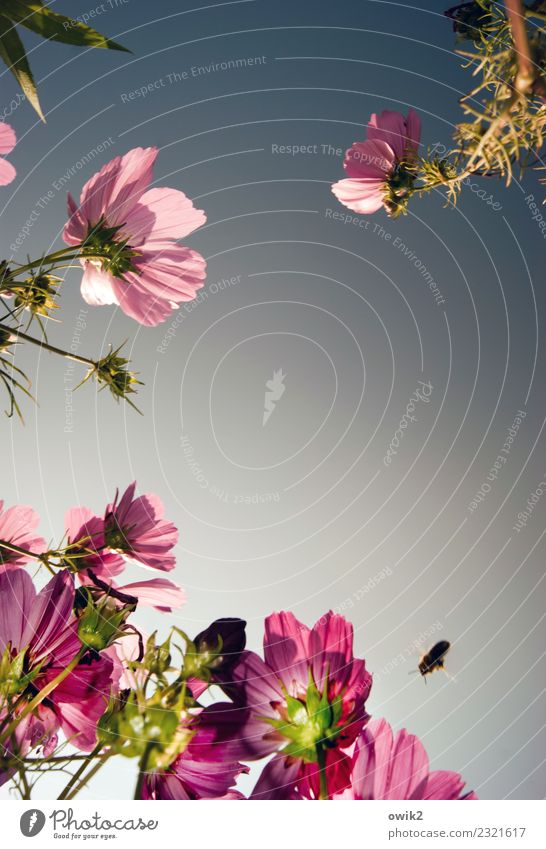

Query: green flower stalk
[0,321,143,418]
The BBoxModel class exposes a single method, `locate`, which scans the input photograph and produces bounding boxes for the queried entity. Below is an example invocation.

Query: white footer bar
[2,799,545,849]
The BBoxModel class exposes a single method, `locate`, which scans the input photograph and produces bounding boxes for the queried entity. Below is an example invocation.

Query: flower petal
[118,578,186,612]
[421,770,468,800]
[47,655,116,751]
[263,611,311,696]
[367,110,408,160]
[0,158,16,186]
[388,728,430,799]
[22,571,77,666]
[78,147,157,228]
[80,263,118,306]
[131,245,207,302]
[344,139,395,179]
[331,177,385,214]
[0,569,36,652]
[0,123,16,155]
[123,188,206,243]
[250,754,301,800]
[0,503,45,571]
[110,278,174,325]
[310,611,354,692]
[349,719,475,800]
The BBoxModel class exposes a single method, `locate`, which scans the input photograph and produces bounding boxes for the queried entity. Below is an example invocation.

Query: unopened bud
[77,593,133,651]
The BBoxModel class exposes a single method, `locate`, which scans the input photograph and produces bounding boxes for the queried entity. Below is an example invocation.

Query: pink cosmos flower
[65,505,125,578]
[65,482,178,573]
[103,481,179,572]
[0,569,116,765]
[0,123,16,186]
[332,110,421,216]
[337,719,477,800]
[65,485,184,612]
[0,500,45,571]
[141,704,249,800]
[63,147,206,325]
[225,611,372,799]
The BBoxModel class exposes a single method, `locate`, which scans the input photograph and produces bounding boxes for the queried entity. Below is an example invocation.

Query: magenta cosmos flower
[225,611,372,799]
[63,147,206,325]
[102,482,179,571]
[65,483,184,612]
[0,123,16,186]
[332,110,421,217]
[0,500,45,571]
[337,719,477,799]
[141,704,248,800]
[0,569,116,761]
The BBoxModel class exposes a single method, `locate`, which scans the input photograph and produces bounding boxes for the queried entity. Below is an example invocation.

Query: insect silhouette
[417,640,451,682]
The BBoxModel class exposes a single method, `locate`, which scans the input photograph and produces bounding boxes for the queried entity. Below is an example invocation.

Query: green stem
[5,250,111,282]
[18,763,32,800]
[23,754,92,764]
[133,744,154,800]
[57,743,103,800]
[0,650,85,749]
[0,541,61,575]
[64,753,111,800]
[5,248,82,279]
[413,113,511,198]
[0,539,43,561]
[0,322,96,369]
[316,744,329,800]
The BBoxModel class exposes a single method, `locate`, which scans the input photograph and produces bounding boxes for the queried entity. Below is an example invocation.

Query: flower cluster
[0,492,476,800]
[331,0,546,219]
[0,138,206,418]
[0,2,522,805]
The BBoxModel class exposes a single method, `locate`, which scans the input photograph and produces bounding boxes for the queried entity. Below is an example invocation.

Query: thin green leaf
[0,16,43,120]
[4,1,129,51]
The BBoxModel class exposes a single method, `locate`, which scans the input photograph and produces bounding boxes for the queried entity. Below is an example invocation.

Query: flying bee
[417,640,451,682]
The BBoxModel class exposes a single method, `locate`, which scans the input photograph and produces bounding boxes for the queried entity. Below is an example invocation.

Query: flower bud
[98,691,189,770]
[188,617,246,679]
[97,700,122,748]
[77,592,134,651]
[143,632,172,676]
[14,274,58,316]
[93,345,141,407]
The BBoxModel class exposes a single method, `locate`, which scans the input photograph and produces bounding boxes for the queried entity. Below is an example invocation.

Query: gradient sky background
[1,0,545,800]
